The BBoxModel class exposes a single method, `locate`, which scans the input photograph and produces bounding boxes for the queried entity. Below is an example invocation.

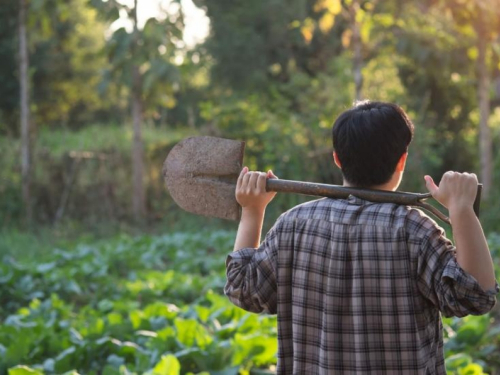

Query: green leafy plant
[0,230,498,374]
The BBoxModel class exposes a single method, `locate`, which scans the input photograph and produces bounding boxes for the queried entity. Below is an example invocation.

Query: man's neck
[343,178,400,192]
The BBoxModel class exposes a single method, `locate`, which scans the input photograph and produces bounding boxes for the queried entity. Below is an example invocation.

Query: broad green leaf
[98,299,114,312]
[118,341,142,357]
[69,328,83,344]
[194,305,211,323]
[8,366,43,375]
[89,318,105,335]
[36,262,57,273]
[446,353,472,371]
[5,334,32,363]
[130,310,143,329]
[456,315,489,346]
[43,359,55,372]
[107,312,123,325]
[143,302,178,320]
[232,334,277,367]
[54,346,77,372]
[102,365,121,375]
[152,355,180,375]
[175,318,213,349]
[209,369,239,375]
[458,363,485,375]
[107,354,125,367]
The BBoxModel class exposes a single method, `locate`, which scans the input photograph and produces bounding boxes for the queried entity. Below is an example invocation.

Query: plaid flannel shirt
[225,196,499,375]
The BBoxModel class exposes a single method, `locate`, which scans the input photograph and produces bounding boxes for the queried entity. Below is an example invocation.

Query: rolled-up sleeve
[415,216,499,318]
[224,219,283,314]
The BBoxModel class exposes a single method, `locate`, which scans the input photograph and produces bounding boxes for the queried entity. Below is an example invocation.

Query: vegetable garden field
[2,0,500,373]
[1,231,499,374]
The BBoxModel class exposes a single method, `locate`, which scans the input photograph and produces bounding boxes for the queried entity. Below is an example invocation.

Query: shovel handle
[266,179,483,225]
[473,183,482,218]
[266,179,426,205]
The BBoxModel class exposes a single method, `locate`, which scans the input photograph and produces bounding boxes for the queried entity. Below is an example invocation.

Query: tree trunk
[187,105,196,129]
[476,22,492,198]
[131,0,146,220]
[351,0,363,101]
[19,0,32,224]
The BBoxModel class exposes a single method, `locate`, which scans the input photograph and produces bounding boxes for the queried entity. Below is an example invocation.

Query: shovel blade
[163,136,245,221]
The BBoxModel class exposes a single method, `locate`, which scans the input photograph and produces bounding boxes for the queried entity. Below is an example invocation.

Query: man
[224,101,499,374]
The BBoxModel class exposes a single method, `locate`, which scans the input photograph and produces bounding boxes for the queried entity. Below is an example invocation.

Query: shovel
[163,136,482,225]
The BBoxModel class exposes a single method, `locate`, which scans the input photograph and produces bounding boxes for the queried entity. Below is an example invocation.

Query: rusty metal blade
[163,136,245,221]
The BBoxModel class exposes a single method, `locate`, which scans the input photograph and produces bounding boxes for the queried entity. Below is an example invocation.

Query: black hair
[332,101,414,188]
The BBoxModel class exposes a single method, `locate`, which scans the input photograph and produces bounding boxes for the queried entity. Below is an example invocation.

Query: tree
[379,2,478,181]
[476,12,492,198]
[30,0,109,128]
[194,0,346,92]
[19,0,31,223]
[442,0,500,198]
[93,0,183,220]
[0,0,19,136]
[349,0,363,100]
[131,0,146,219]
[1,0,110,133]
[473,3,499,199]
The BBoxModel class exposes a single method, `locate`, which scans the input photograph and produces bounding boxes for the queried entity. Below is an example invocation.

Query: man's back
[225,197,498,374]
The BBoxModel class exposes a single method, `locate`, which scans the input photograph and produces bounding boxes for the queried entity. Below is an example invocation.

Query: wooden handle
[266,179,424,205]
[266,179,483,223]
[473,184,482,218]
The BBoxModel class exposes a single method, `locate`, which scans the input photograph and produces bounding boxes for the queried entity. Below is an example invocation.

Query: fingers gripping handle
[419,183,482,225]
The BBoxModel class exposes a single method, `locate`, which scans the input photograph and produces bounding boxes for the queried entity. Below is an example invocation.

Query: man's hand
[236,167,278,214]
[424,172,477,212]
[425,171,497,292]
[233,167,278,251]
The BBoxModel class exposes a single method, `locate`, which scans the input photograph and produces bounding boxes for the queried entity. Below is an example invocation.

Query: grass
[0,123,198,172]
[0,210,238,264]
[0,123,196,158]
[0,225,101,264]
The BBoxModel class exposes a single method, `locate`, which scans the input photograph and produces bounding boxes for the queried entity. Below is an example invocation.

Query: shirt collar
[347,194,369,205]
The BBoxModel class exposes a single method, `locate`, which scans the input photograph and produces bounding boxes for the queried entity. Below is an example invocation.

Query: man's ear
[333,152,342,169]
[396,152,408,172]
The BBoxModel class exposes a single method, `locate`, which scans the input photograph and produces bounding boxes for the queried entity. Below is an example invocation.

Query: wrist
[241,206,266,218]
[448,204,475,218]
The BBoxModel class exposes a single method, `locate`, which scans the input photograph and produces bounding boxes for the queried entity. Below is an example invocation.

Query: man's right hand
[424,171,478,213]
[236,167,278,214]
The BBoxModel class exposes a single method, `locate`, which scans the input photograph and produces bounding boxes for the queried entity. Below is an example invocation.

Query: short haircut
[332,101,414,188]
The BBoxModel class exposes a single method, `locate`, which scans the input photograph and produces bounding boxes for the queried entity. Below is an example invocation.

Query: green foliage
[0,231,498,374]
[1,4,500,372]
[392,3,479,177]
[0,0,113,133]
[194,0,500,199]
[93,0,184,119]
[0,0,19,135]
[481,151,500,233]
[443,314,500,373]
[0,231,279,374]
[2,0,500,229]
[193,0,346,91]
[487,233,500,283]
[0,125,196,226]
[440,234,500,374]
[30,0,110,128]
